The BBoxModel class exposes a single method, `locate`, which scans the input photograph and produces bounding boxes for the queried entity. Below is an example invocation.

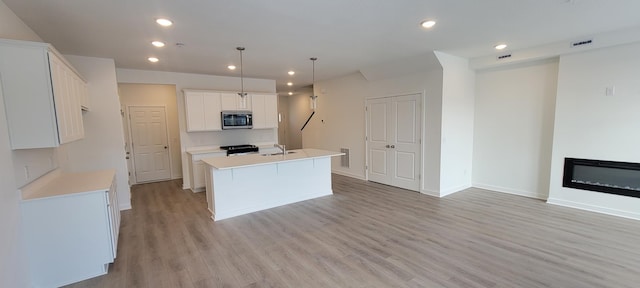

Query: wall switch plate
[606,86,615,96]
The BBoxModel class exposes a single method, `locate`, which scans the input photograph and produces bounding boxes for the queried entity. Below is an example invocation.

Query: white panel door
[129,106,171,183]
[367,98,392,184]
[366,94,421,191]
[391,94,421,191]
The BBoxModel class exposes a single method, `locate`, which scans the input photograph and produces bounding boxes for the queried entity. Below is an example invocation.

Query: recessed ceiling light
[148,57,159,63]
[228,65,236,70]
[156,18,173,27]
[495,44,508,50]
[288,92,293,95]
[287,82,293,86]
[420,20,436,29]
[151,41,165,48]
[288,71,295,76]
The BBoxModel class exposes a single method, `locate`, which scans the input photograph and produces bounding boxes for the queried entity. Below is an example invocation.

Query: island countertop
[201,148,344,170]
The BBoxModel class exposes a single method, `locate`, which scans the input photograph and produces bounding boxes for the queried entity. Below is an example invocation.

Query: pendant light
[237,47,247,98]
[310,57,318,110]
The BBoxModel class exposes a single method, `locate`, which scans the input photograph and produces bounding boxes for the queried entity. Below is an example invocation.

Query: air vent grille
[340,148,350,168]
[497,54,512,60]
[571,39,593,47]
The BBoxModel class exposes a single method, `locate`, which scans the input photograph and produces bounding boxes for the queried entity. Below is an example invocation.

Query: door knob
[164,146,168,149]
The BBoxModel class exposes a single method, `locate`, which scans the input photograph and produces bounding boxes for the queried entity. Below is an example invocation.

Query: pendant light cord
[237,47,246,97]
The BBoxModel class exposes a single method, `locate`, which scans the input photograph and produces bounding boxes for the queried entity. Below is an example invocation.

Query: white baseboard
[547,198,640,221]
[440,184,471,197]
[420,189,440,197]
[472,182,547,200]
[331,170,366,180]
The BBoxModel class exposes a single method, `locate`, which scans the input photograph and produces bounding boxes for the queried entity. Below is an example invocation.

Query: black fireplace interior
[563,158,640,198]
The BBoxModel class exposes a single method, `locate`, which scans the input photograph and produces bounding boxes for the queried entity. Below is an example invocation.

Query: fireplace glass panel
[563,158,640,198]
[572,165,640,191]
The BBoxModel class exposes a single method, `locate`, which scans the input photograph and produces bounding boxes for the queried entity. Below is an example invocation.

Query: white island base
[202,149,343,221]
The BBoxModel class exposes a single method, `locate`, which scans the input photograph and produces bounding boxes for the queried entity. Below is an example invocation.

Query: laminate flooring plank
[64,176,640,288]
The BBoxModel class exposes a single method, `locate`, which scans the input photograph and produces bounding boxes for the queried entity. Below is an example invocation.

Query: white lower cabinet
[20,170,119,288]
[188,151,226,192]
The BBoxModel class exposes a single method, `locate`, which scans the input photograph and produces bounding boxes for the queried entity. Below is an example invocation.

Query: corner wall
[57,55,131,210]
[548,42,640,219]
[0,1,42,286]
[435,52,476,196]
[473,59,558,199]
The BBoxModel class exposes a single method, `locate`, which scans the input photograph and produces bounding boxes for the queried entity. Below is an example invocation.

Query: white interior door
[366,94,421,191]
[367,98,392,184]
[129,106,171,183]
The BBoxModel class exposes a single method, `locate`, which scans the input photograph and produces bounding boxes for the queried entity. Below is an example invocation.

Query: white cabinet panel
[188,151,226,192]
[20,170,119,287]
[251,93,278,129]
[184,90,222,132]
[221,92,251,111]
[0,39,86,149]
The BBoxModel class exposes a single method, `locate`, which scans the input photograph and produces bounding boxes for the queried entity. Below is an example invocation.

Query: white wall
[118,83,182,182]
[435,52,476,196]
[116,68,277,189]
[473,59,558,199]
[306,54,445,191]
[57,56,131,210]
[548,43,640,219]
[0,1,40,286]
[287,86,314,150]
[305,72,369,179]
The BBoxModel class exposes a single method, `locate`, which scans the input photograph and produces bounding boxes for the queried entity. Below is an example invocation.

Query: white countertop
[202,148,344,170]
[186,143,277,155]
[21,169,116,201]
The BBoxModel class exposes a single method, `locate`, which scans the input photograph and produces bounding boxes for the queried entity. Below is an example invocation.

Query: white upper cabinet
[0,39,87,149]
[184,90,222,132]
[221,92,251,111]
[251,93,278,129]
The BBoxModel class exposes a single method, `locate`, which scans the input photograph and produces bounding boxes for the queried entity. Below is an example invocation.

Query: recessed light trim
[287,82,293,86]
[420,20,436,29]
[495,44,508,50]
[288,92,293,95]
[148,57,159,63]
[228,65,236,70]
[156,18,173,27]
[288,71,295,76]
[151,41,165,48]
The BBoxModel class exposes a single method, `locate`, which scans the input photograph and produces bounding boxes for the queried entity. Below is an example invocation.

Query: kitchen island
[201,148,344,221]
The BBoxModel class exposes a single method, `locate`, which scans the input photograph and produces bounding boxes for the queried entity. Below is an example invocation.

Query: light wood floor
[66,174,640,288]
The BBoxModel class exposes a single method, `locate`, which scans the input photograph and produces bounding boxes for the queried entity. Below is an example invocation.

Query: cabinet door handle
[164,146,168,149]
[390,145,395,148]
[385,144,390,148]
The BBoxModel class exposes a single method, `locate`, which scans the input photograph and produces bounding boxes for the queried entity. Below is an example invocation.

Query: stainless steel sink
[261,151,296,156]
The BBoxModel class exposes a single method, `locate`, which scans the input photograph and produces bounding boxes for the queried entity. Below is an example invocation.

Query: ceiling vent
[571,39,593,48]
[496,54,512,60]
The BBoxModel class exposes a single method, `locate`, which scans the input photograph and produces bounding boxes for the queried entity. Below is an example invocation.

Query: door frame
[365,91,425,191]
[125,105,173,184]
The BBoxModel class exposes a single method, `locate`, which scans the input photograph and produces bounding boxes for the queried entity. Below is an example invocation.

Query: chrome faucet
[274,143,286,155]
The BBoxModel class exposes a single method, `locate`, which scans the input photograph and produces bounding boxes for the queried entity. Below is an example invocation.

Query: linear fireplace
[563,158,640,198]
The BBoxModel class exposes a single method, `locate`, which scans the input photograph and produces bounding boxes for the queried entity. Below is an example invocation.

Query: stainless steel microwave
[221,111,253,129]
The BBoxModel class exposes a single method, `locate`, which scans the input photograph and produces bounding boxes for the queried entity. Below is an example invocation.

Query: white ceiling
[5,0,640,94]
